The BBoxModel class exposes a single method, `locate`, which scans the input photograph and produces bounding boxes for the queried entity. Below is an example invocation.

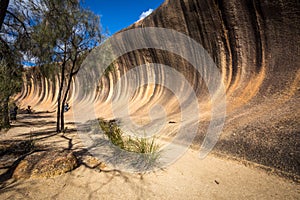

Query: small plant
[98,118,161,167]
[98,119,125,149]
[127,136,161,167]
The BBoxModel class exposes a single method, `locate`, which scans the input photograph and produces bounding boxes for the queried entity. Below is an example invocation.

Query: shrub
[98,118,161,166]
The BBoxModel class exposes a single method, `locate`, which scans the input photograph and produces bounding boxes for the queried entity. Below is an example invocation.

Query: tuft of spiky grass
[98,119,161,167]
[126,136,161,166]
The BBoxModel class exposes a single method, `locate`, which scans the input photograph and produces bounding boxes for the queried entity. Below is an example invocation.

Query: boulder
[13,150,78,179]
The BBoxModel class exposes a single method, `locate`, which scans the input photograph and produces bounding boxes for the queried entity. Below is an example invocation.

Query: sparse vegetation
[98,118,161,166]
[98,119,125,149]
[0,55,23,129]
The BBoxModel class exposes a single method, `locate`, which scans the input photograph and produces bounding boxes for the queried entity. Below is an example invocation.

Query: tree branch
[0,0,9,30]
[6,10,29,37]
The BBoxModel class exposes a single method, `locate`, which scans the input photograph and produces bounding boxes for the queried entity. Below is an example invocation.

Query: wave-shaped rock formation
[17,0,299,178]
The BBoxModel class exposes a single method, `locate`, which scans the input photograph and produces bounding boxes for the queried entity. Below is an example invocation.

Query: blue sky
[82,0,164,35]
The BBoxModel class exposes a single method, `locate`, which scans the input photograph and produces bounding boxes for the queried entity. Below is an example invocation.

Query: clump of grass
[98,119,125,149]
[98,118,161,166]
[127,136,160,155]
[127,136,161,167]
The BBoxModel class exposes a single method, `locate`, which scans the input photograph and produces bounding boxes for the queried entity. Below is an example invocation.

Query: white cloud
[138,9,153,21]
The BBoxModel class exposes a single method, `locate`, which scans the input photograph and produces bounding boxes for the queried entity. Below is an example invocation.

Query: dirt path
[0,112,299,199]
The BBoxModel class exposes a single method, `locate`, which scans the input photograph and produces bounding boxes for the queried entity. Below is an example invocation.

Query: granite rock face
[17,0,299,178]
[126,0,299,101]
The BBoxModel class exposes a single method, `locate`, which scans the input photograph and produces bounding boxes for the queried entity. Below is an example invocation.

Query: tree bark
[0,0,9,30]
[60,55,78,131]
[56,62,66,132]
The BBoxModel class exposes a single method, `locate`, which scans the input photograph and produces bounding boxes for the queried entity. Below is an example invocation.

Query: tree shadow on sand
[0,113,158,199]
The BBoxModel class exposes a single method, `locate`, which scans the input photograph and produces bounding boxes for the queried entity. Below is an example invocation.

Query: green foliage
[98,119,125,149]
[38,62,59,83]
[30,0,102,66]
[98,119,161,165]
[127,137,161,155]
[0,60,22,98]
[0,60,23,129]
[0,0,31,129]
[23,0,103,132]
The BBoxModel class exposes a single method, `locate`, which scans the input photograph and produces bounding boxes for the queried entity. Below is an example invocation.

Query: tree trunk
[60,75,71,131]
[56,62,66,132]
[1,97,10,128]
[60,55,77,131]
[0,0,9,30]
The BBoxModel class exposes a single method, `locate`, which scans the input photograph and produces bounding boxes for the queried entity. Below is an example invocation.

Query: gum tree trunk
[60,54,78,131]
[56,62,66,132]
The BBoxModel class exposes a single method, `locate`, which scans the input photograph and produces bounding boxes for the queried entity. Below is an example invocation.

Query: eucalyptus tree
[0,0,31,128]
[29,0,102,132]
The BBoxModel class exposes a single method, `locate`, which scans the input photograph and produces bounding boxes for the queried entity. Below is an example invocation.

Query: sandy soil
[0,112,299,200]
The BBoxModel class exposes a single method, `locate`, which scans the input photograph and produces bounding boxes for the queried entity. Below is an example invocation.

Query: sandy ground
[0,112,299,200]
